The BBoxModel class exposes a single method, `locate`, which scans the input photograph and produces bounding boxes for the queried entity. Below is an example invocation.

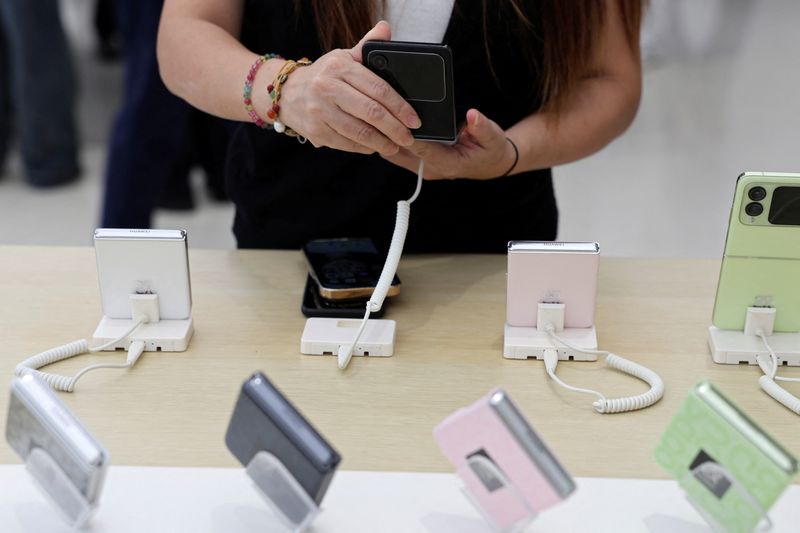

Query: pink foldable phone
[433,389,575,530]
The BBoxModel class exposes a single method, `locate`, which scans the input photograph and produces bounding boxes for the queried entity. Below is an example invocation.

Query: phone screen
[303,238,399,293]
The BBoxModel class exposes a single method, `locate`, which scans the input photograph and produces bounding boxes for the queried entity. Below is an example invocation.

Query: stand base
[708,326,800,366]
[93,316,194,352]
[247,451,319,533]
[300,317,395,357]
[504,324,598,361]
[26,447,96,528]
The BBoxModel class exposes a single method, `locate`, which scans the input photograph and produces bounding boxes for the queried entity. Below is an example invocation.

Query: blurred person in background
[0,0,79,187]
[94,0,121,61]
[101,0,233,229]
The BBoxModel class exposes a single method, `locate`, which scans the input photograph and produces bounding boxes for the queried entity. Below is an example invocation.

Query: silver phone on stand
[94,228,191,319]
[5,375,109,524]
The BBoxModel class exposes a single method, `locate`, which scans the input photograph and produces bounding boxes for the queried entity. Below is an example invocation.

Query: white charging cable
[754,330,800,415]
[15,294,160,392]
[337,160,424,369]
[541,325,665,414]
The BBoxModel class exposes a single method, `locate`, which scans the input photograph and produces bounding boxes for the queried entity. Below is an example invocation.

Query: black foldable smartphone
[224,372,341,505]
[362,40,457,143]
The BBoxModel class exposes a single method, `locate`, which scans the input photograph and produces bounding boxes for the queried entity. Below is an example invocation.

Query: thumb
[350,21,392,62]
[464,109,500,146]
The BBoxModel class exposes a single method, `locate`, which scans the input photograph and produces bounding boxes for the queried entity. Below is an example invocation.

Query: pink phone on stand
[433,389,575,531]
[506,241,599,329]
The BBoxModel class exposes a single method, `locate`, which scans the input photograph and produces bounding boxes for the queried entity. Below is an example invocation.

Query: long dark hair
[298,0,644,114]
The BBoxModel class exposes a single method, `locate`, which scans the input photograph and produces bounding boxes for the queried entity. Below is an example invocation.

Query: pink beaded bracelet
[243,54,283,128]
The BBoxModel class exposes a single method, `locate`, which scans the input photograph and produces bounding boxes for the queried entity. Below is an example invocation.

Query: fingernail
[408,115,422,129]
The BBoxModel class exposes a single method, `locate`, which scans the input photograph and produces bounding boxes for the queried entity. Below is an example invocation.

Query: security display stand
[25,447,96,529]
[300,317,395,357]
[246,451,320,533]
[708,327,800,366]
[93,316,194,352]
[681,462,773,532]
[504,324,598,361]
[457,454,537,533]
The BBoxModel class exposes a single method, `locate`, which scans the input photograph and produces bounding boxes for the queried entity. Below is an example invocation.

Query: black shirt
[227,0,557,253]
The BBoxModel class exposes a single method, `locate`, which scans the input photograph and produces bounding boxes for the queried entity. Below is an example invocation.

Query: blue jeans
[0,0,79,185]
[101,0,233,227]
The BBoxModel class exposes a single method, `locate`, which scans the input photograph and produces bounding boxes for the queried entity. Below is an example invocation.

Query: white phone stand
[93,316,194,352]
[708,328,800,366]
[92,294,194,352]
[504,324,598,361]
[504,303,597,361]
[246,451,320,533]
[457,454,537,533]
[680,462,773,532]
[24,447,96,529]
[300,317,395,357]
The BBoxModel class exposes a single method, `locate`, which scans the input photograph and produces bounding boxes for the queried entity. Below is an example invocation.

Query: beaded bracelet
[267,58,313,140]
[243,54,283,128]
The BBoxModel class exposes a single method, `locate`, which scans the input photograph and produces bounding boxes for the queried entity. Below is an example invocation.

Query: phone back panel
[362,41,456,143]
[655,381,797,533]
[434,392,562,529]
[713,173,800,331]
[507,247,599,328]
[94,231,192,320]
[225,373,340,505]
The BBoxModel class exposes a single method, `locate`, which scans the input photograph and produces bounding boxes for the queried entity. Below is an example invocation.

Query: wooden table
[0,246,797,480]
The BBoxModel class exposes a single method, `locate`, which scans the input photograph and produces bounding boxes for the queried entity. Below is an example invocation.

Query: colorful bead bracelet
[243,53,282,129]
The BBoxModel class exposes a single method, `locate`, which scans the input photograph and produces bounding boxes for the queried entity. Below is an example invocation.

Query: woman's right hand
[278,21,421,156]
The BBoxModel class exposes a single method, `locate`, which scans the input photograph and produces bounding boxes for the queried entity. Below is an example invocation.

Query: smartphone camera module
[748,186,767,202]
[745,202,764,217]
[370,54,389,71]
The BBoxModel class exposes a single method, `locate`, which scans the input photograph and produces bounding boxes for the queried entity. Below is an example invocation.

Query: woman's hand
[382,109,518,180]
[278,21,420,156]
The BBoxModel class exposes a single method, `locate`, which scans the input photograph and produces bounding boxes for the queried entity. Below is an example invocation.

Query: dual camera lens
[745,186,767,217]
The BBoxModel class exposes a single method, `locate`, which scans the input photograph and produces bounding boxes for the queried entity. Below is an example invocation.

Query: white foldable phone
[94,228,192,320]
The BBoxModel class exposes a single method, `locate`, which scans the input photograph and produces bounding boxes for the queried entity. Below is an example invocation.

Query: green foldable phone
[713,172,800,332]
[655,381,797,533]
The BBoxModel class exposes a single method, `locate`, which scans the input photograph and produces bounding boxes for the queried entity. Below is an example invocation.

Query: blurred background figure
[94,0,121,61]
[101,0,232,228]
[0,0,80,187]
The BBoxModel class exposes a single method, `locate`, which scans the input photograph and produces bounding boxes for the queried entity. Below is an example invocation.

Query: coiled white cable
[755,330,800,415]
[15,319,146,392]
[337,160,424,369]
[542,326,665,414]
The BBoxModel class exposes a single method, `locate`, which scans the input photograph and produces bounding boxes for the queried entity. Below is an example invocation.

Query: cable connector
[543,348,559,373]
[130,294,159,324]
[126,341,146,366]
[744,306,775,337]
[537,303,565,333]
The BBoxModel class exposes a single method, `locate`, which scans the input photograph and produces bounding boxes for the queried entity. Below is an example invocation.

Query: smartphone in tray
[303,238,400,301]
[363,40,457,143]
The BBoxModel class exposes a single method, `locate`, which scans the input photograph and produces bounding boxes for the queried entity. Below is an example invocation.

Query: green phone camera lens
[748,186,767,201]
[745,202,764,217]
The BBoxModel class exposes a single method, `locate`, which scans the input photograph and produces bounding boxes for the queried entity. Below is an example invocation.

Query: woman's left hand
[381,108,517,180]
